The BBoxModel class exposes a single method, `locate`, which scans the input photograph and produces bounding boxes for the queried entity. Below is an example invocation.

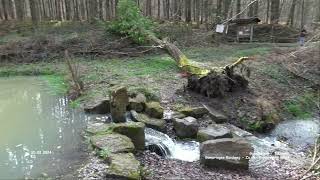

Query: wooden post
[250,24,254,42]
[236,26,240,42]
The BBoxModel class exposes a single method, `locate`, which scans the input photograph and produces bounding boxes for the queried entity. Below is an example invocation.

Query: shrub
[107,0,155,44]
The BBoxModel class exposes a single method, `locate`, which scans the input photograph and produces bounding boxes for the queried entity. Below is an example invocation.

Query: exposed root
[187,72,249,98]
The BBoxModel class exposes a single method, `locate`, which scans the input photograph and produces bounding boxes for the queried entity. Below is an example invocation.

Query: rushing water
[145,128,200,162]
[0,77,93,179]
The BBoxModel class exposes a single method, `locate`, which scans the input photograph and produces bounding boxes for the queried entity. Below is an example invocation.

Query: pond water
[0,77,91,179]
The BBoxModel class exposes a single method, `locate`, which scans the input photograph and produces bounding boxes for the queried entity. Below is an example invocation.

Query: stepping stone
[91,133,135,153]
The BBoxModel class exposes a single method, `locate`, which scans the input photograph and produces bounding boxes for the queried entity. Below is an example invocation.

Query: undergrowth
[284,92,317,119]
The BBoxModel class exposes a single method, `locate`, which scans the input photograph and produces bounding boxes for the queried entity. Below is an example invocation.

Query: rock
[113,122,145,151]
[197,124,233,142]
[84,99,110,114]
[91,133,135,153]
[145,101,164,119]
[221,123,253,138]
[110,86,129,123]
[128,93,147,113]
[131,110,166,132]
[106,153,141,180]
[206,108,228,123]
[173,117,199,138]
[178,107,208,118]
[171,111,186,119]
[200,138,253,170]
[87,122,145,151]
[86,123,114,135]
[256,98,281,132]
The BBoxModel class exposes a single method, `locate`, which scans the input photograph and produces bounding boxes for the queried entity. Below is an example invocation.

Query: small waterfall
[145,128,200,162]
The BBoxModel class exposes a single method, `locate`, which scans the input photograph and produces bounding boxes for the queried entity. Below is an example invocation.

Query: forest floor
[0,21,319,179]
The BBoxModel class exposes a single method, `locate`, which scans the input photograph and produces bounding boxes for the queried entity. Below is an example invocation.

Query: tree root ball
[187,72,248,98]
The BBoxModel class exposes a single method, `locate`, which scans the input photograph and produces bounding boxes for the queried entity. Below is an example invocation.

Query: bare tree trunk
[266,0,270,23]
[195,0,200,27]
[270,0,280,24]
[236,0,241,18]
[300,0,305,30]
[286,0,297,26]
[145,0,151,17]
[223,0,232,19]
[29,0,39,23]
[157,0,160,19]
[216,0,222,22]
[185,0,191,23]
[74,0,80,20]
[15,0,24,21]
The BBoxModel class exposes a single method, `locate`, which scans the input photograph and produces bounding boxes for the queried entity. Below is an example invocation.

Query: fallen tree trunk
[148,35,250,97]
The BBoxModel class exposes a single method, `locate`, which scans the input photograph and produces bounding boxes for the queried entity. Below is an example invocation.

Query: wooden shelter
[227,17,261,42]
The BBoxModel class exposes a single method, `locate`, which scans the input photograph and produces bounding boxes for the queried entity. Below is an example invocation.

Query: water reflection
[0,77,93,179]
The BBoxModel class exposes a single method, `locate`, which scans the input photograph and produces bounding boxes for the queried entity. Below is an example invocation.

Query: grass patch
[284,92,317,119]
[185,44,273,65]
[42,75,68,95]
[259,64,292,84]
[0,63,60,77]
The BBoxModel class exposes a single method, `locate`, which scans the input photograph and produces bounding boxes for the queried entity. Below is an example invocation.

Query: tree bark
[29,0,39,23]
[15,0,24,21]
[286,0,297,26]
[185,0,192,23]
[270,0,280,24]
[236,0,241,18]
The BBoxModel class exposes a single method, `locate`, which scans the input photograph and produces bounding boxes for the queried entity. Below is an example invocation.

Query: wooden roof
[229,17,261,25]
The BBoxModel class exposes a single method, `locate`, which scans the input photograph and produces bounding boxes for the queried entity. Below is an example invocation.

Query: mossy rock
[145,101,164,119]
[86,123,114,135]
[113,122,145,150]
[131,110,166,132]
[87,122,145,150]
[253,98,281,132]
[128,93,147,113]
[106,153,141,180]
[90,133,135,153]
[178,106,208,118]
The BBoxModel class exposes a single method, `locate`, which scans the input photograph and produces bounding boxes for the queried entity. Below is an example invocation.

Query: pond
[0,77,92,179]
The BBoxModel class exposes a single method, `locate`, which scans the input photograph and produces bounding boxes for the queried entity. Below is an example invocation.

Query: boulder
[84,99,110,114]
[113,122,145,151]
[86,122,145,150]
[178,106,208,118]
[110,86,129,123]
[106,153,141,180]
[128,93,147,113]
[173,117,199,138]
[90,134,135,153]
[131,110,166,132]
[197,124,233,142]
[145,102,164,119]
[200,138,253,170]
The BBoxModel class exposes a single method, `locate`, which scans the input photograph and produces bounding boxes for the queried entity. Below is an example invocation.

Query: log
[148,35,250,97]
